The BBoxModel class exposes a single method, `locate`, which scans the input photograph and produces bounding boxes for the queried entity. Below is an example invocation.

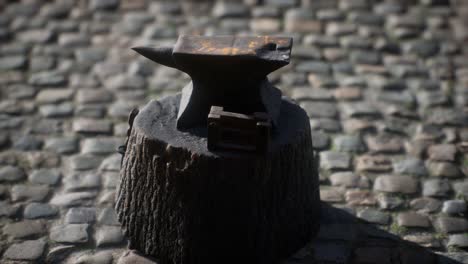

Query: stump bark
[115,94,320,264]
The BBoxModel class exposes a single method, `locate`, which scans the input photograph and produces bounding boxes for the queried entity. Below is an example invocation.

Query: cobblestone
[329,172,361,188]
[345,190,377,206]
[11,184,50,202]
[36,89,74,104]
[427,161,463,178]
[374,175,419,194]
[333,135,366,153]
[357,208,390,225]
[428,144,458,162]
[0,166,25,182]
[356,155,393,172]
[0,201,19,217]
[117,250,158,264]
[3,220,46,239]
[0,55,27,71]
[433,216,468,233]
[70,155,103,170]
[423,179,452,197]
[311,130,330,150]
[50,191,96,207]
[29,71,68,87]
[65,173,101,191]
[377,194,404,210]
[24,203,59,219]
[13,135,43,151]
[65,207,97,224]
[397,212,431,228]
[447,234,468,248]
[50,224,89,243]
[39,103,74,118]
[29,168,61,185]
[411,197,442,214]
[75,250,114,264]
[96,226,124,247]
[98,207,120,226]
[393,158,428,177]
[320,151,351,170]
[44,137,79,154]
[82,138,122,155]
[73,119,113,135]
[320,187,344,203]
[90,0,119,11]
[442,200,467,215]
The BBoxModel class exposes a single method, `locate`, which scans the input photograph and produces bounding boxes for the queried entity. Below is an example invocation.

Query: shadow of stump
[284,202,465,264]
[117,202,467,264]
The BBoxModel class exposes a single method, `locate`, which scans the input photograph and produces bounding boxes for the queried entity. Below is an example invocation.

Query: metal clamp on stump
[208,106,271,154]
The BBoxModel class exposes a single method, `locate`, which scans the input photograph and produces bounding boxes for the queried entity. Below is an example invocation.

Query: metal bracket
[207,106,271,154]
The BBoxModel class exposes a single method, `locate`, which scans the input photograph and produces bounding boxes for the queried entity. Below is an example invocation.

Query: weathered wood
[115,94,320,264]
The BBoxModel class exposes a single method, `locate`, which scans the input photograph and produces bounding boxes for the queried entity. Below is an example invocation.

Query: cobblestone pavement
[0,0,467,263]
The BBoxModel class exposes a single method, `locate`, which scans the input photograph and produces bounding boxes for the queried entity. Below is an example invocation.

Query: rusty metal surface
[133,35,293,76]
[173,35,292,60]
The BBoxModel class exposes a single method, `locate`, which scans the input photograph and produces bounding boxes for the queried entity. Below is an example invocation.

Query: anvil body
[133,35,293,129]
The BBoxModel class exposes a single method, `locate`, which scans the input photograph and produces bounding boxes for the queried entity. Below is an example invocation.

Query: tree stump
[115,94,320,264]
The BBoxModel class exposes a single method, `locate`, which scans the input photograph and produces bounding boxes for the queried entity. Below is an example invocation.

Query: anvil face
[174,35,292,57]
[173,35,292,78]
[132,35,293,130]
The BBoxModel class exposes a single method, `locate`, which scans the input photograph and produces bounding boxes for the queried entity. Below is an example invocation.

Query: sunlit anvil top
[132,35,293,130]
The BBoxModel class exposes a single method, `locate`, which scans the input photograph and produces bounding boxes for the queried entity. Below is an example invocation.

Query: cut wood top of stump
[133,94,310,158]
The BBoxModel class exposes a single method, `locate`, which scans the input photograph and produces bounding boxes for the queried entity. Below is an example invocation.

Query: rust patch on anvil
[173,35,292,59]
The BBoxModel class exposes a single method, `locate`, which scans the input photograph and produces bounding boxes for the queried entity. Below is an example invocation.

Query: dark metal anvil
[133,35,292,129]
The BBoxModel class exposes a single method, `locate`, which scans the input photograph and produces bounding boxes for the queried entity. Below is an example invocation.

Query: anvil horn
[132,46,178,70]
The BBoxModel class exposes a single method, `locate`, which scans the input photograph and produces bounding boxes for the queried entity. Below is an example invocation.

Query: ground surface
[0,0,467,263]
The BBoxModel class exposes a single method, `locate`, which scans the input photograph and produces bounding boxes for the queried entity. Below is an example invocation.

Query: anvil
[133,35,293,130]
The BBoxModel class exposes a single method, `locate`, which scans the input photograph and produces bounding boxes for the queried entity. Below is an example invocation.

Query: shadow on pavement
[117,202,465,264]
[284,202,463,264]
